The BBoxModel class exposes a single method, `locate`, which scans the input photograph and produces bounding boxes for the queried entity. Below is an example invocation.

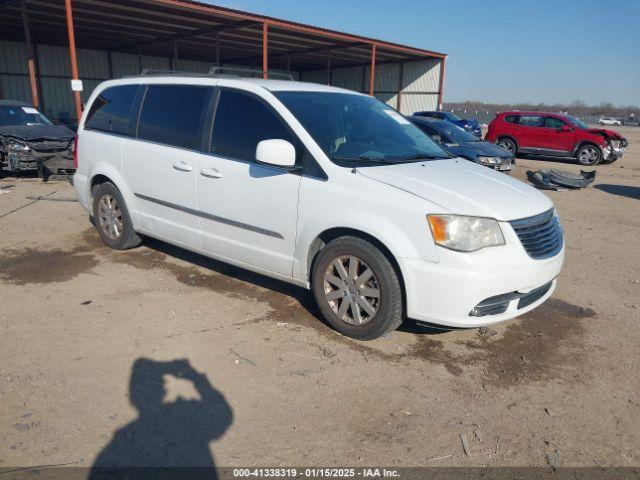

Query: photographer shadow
[89,358,233,480]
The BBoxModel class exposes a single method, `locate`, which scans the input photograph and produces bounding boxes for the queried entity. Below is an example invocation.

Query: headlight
[427,214,505,252]
[477,156,501,165]
[5,141,30,152]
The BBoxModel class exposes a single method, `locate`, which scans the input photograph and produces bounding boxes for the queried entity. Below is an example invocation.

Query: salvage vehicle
[413,110,482,138]
[598,116,622,126]
[409,116,513,173]
[0,100,75,180]
[74,74,564,340]
[486,111,628,166]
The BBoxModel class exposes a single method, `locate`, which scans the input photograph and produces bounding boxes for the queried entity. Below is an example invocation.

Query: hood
[450,141,512,158]
[357,159,553,221]
[583,128,624,140]
[0,124,75,142]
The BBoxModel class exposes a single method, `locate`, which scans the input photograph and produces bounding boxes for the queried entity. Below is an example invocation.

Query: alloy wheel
[578,146,599,165]
[97,194,123,240]
[323,255,381,325]
[498,140,514,153]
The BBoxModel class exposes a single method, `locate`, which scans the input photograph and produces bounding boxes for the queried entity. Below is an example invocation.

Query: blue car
[410,116,514,173]
[413,110,482,138]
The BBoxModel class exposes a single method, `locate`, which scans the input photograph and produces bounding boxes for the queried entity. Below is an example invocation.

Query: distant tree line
[443,100,638,119]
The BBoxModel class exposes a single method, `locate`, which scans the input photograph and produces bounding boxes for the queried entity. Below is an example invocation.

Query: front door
[538,116,575,153]
[197,89,301,276]
[123,84,213,249]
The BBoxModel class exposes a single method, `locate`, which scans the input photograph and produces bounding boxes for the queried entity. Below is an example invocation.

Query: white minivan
[74,74,564,340]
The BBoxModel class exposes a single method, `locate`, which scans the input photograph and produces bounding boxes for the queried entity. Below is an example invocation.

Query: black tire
[575,144,602,166]
[311,236,403,340]
[496,137,517,156]
[92,182,141,250]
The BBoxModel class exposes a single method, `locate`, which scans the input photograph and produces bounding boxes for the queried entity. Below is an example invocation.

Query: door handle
[173,161,192,172]
[200,167,222,179]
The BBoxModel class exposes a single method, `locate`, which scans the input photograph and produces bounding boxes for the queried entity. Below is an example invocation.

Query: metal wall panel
[331,65,363,91]
[176,58,213,74]
[0,40,29,74]
[40,77,75,120]
[0,75,31,102]
[402,59,440,93]
[111,52,140,78]
[140,55,170,72]
[77,48,110,79]
[399,93,439,115]
[365,62,400,93]
[37,44,71,76]
[300,69,327,85]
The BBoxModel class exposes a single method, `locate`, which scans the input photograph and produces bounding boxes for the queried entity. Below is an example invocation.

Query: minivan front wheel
[92,182,141,250]
[312,236,403,340]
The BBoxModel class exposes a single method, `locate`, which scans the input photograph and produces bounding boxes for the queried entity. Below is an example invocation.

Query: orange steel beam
[368,44,376,96]
[437,56,446,110]
[149,0,446,59]
[262,21,268,79]
[21,1,39,108]
[65,0,83,121]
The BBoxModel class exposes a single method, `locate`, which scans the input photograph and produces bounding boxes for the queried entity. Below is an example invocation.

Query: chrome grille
[509,209,563,259]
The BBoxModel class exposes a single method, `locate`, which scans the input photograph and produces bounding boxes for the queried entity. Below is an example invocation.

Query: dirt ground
[1,127,639,471]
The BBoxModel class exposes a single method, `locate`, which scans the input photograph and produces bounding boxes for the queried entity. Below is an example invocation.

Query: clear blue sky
[207,0,640,107]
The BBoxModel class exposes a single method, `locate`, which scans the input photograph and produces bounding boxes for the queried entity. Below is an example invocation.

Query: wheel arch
[496,135,519,151]
[306,227,407,314]
[572,140,603,157]
[86,165,141,229]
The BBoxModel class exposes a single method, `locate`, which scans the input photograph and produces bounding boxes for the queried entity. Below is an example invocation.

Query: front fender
[292,176,442,283]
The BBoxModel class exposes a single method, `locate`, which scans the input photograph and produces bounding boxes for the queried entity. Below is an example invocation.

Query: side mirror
[561,125,572,132]
[255,139,296,168]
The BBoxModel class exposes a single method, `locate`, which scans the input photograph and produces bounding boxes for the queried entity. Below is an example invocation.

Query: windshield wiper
[330,155,394,165]
[394,153,453,162]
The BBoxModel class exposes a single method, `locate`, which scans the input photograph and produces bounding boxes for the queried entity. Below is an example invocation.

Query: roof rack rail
[131,68,295,81]
[208,66,295,81]
[138,69,209,77]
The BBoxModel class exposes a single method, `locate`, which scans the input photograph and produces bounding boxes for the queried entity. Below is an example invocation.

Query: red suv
[486,112,628,166]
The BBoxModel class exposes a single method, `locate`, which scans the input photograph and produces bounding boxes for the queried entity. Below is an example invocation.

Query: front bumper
[602,137,628,162]
[2,151,73,173]
[399,224,564,328]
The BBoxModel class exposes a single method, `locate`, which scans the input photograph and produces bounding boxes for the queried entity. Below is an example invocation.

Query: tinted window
[138,85,211,150]
[519,115,544,127]
[545,117,566,129]
[504,115,519,124]
[85,85,137,135]
[212,90,295,162]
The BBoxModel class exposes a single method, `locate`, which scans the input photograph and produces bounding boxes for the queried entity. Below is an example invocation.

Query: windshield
[435,121,480,143]
[565,115,589,130]
[442,111,462,122]
[0,105,52,127]
[274,92,450,165]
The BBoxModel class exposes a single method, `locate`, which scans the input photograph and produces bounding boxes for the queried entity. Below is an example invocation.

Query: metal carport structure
[0,0,447,123]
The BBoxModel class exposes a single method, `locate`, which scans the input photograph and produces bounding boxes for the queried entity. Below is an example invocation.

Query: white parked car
[73,74,564,340]
[598,116,622,126]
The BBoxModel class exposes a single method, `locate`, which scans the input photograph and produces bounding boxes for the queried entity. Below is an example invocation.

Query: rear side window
[137,85,211,150]
[211,90,295,162]
[85,85,138,135]
[504,115,519,124]
[519,115,544,127]
[544,117,566,129]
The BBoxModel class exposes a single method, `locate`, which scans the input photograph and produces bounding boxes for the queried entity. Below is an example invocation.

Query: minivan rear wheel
[312,236,403,340]
[92,182,141,250]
